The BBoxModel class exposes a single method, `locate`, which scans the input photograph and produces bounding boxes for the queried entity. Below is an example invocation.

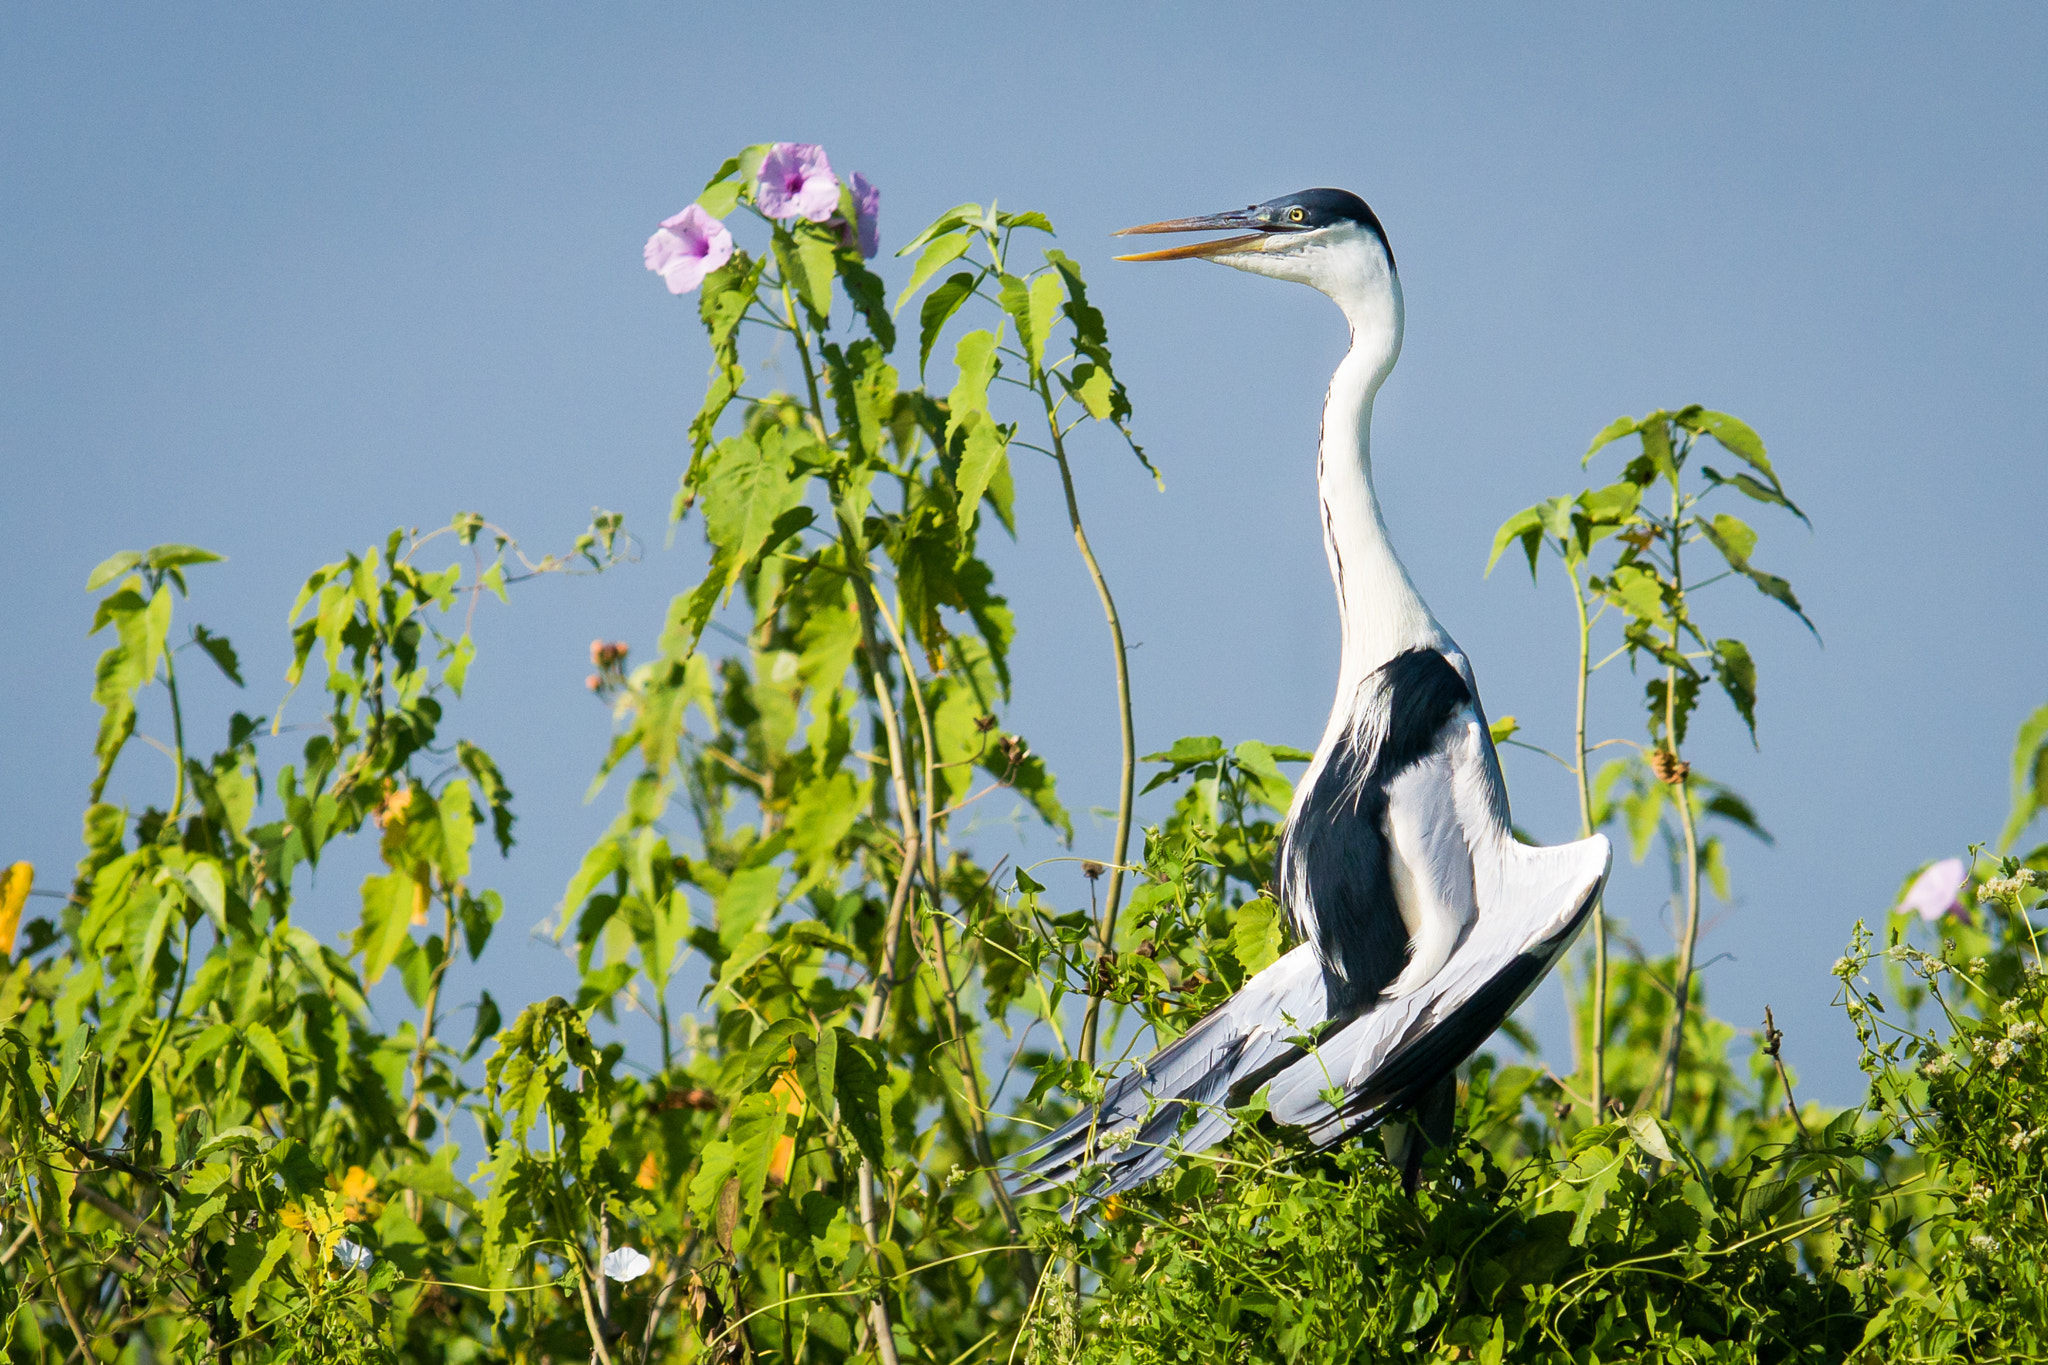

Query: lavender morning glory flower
[850,172,880,258]
[644,205,734,295]
[756,143,841,223]
[1899,857,1967,921]
[333,1238,374,1271]
[601,1245,652,1283]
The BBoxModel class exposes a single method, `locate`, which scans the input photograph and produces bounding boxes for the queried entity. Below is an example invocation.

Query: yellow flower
[0,862,31,956]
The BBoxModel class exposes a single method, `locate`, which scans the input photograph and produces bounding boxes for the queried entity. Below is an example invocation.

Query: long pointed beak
[1113,210,1267,262]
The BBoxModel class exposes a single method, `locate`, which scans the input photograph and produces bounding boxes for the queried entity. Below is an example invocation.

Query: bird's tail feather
[1006,944,1330,1204]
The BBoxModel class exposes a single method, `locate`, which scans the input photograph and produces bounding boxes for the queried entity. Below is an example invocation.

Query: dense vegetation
[3,146,2044,1363]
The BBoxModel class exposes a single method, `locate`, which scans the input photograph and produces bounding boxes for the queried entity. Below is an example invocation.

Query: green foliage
[1489,405,1814,1123]
[8,149,2048,1365]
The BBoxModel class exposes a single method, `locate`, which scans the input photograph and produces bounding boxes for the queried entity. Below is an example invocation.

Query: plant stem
[402,892,458,1222]
[163,640,188,826]
[846,564,913,1365]
[98,917,193,1146]
[1042,405,1137,1071]
[1659,770,1702,1120]
[19,1158,91,1358]
[1657,475,1703,1121]
[1568,567,1608,1120]
[920,901,1037,1284]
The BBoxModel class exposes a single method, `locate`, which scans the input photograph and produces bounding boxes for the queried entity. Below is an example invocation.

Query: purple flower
[644,205,734,295]
[850,172,880,258]
[1899,857,1968,921]
[756,143,840,223]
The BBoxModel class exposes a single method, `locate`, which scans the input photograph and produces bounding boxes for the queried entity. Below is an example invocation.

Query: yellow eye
[1289,207,1305,223]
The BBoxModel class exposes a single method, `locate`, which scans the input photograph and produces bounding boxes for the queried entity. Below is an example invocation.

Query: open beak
[1113,209,1270,262]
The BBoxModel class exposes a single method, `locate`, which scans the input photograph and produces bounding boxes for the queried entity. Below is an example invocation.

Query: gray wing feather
[1008,945,1328,1198]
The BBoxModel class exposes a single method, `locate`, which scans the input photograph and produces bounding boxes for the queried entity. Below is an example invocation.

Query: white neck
[1317,277,1446,701]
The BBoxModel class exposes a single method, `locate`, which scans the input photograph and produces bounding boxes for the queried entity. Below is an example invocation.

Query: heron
[1011,189,1612,1203]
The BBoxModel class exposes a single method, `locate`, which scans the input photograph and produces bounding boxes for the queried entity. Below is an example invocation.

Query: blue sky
[4,3,2044,1104]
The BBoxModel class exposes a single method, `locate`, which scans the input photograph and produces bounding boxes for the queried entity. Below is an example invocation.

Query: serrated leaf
[896,231,974,314]
[1711,638,1758,741]
[228,1227,294,1319]
[916,271,978,380]
[1230,897,1283,974]
[952,415,1008,536]
[1582,415,1640,464]
[242,1021,292,1091]
[185,859,229,933]
[357,871,417,986]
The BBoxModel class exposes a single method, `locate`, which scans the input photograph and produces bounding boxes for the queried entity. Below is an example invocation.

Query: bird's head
[1116,188,1397,325]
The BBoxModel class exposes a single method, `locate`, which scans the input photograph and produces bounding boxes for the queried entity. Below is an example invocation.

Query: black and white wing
[1279,646,1498,1014]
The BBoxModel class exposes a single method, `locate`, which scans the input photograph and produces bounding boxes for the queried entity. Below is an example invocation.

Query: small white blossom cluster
[1831,956,1857,979]
[2004,1124,2044,1152]
[1969,1233,2001,1256]
[1990,1039,2018,1068]
[1920,1051,1956,1078]
[1979,869,2038,903]
[1966,1182,1993,1207]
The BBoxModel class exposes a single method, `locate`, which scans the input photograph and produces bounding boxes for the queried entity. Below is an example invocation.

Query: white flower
[1970,1233,2000,1255]
[1921,1052,1955,1077]
[601,1246,651,1283]
[333,1238,373,1270]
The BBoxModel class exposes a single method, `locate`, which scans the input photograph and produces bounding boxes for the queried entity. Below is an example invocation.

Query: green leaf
[1701,465,1808,525]
[143,543,223,571]
[227,1226,294,1319]
[1230,897,1284,974]
[947,330,999,421]
[686,1092,785,1253]
[833,1034,886,1163]
[1602,564,1672,631]
[1692,409,1772,474]
[388,1153,480,1215]
[2001,703,2048,851]
[698,180,741,218]
[1582,415,1640,465]
[1695,515,1816,636]
[1025,271,1063,374]
[897,201,986,256]
[918,272,977,379]
[1486,504,1546,579]
[85,551,141,591]
[1706,512,1758,564]
[191,625,243,686]
[356,871,417,986]
[717,863,783,951]
[952,415,1008,537]
[997,209,1055,235]
[242,1021,292,1092]
[896,231,974,314]
[1144,735,1226,767]
[185,858,229,933]
[700,431,805,596]
[1626,1112,1676,1163]
[1711,638,1758,742]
